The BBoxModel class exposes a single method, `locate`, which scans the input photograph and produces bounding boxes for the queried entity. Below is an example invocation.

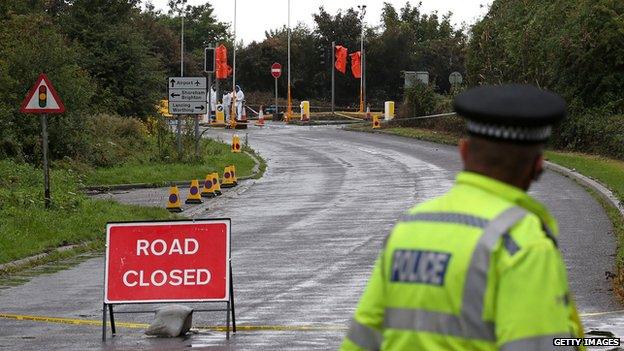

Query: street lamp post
[287,0,292,121]
[357,5,366,113]
[177,7,185,156]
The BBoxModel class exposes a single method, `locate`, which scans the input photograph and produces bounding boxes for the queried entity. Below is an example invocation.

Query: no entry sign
[271,63,282,79]
[105,219,230,303]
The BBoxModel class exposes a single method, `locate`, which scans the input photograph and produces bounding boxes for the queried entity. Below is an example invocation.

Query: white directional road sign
[168,77,207,115]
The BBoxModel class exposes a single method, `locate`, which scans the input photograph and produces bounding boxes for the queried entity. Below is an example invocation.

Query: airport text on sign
[105,219,230,303]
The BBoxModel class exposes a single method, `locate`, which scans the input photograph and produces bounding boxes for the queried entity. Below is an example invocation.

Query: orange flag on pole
[350,51,361,78]
[334,45,348,74]
[215,44,232,79]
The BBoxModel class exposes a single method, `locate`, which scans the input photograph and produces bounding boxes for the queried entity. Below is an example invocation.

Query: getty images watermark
[554,337,620,347]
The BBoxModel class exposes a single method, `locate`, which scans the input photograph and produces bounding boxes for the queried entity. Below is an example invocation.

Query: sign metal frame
[102,218,236,341]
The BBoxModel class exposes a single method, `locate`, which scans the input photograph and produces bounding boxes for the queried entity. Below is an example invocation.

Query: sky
[149,0,494,44]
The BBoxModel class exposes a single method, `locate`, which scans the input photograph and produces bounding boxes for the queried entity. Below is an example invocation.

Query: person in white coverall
[235,85,245,120]
[208,86,217,122]
[223,91,232,122]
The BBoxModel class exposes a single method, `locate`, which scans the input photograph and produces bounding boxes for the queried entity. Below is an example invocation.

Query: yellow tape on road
[0,313,147,329]
[0,313,346,332]
[579,309,624,317]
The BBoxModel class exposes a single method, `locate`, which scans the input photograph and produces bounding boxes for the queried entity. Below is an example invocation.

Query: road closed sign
[105,219,230,303]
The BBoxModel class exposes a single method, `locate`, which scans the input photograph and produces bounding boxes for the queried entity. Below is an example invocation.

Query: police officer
[341,84,585,351]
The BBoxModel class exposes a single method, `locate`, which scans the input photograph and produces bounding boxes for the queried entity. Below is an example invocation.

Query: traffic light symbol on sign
[38,86,47,108]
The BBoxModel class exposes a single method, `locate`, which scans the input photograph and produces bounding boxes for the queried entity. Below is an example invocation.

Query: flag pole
[358,5,366,113]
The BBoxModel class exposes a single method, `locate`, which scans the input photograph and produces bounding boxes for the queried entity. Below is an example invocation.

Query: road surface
[0,123,620,350]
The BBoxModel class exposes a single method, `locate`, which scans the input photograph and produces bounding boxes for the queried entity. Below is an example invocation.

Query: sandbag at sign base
[145,305,193,337]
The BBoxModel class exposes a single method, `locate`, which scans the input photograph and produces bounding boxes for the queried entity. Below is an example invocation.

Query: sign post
[271,63,282,118]
[203,46,215,155]
[41,114,50,208]
[19,73,65,209]
[331,41,335,114]
[103,219,235,341]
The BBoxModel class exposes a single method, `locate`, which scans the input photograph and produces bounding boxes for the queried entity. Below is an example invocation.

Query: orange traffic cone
[212,172,222,196]
[255,106,265,126]
[222,166,236,188]
[230,165,238,185]
[373,115,381,129]
[201,174,217,198]
[166,186,183,212]
[231,134,241,153]
[185,179,203,204]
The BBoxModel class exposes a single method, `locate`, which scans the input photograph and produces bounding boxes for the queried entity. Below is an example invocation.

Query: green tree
[158,0,230,77]
[367,2,466,101]
[467,0,624,157]
[60,0,164,117]
[0,14,95,161]
[467,0,623,112]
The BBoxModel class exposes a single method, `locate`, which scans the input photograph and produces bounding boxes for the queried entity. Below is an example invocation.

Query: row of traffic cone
[166,165,238,212]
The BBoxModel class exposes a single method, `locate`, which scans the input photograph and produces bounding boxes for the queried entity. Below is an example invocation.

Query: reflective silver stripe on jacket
[500,334,573,351]
[460,206,528,339]
[400,212,489,228]
[384,207,528,341]
[384,308,479,338]
[346,318,382,350]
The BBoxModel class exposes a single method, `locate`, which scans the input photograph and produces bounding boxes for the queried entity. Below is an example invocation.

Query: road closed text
[122,239,211,287]
[105,221,230,303]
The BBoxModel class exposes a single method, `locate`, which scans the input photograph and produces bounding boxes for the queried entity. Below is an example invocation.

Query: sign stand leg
[226,301,230,340]
[102,303,107,341]
[109,304,116,335]
[230,264,236,333]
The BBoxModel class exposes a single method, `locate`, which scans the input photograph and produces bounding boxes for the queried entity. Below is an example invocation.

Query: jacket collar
[456,171,558,235]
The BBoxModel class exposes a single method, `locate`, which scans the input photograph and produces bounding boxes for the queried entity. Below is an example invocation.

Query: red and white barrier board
[105,219,230,304]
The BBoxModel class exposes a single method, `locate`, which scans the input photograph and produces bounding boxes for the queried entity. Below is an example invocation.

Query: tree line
[0,0,622,162]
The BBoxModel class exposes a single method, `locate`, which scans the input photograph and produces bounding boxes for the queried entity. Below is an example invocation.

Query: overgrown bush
[80,114,152,167]
[397,84,454,123]
[553,111,624,159]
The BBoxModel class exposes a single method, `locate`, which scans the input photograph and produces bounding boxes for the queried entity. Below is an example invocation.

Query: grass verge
[0,160,178,266]
[82,138,256,186]
[0,136,264,271]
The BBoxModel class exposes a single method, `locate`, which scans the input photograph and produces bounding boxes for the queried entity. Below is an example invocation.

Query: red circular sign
[271,63,282,78]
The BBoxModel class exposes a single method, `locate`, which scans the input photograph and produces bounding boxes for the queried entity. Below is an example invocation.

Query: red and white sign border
[271,62,282,79]
[104,218,231,304]
[19,73,66,114]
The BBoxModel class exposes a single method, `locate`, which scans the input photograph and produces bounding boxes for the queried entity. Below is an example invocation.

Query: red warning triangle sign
[19,73,65,114]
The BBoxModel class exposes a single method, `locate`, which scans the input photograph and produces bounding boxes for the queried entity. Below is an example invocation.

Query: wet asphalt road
[0,123,620,350]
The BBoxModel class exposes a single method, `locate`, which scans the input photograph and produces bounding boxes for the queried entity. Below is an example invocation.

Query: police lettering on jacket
[391,250,451,285]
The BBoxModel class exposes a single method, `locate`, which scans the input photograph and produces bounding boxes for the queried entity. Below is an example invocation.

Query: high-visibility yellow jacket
[341,171,585,351]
